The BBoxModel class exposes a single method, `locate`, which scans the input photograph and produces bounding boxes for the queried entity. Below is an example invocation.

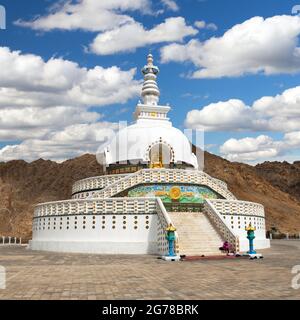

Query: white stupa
[29,54,270,255]
[98,54,198,171]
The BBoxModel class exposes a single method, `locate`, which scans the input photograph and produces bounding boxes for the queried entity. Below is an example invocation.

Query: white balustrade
[212,178,228,190]
[207,199,265,218]
[34,197,157,218]
[204,200,240,252]
[156,198,179,256]
[91,169,235,201]
[72,173,128,195]
[0,236,23,246]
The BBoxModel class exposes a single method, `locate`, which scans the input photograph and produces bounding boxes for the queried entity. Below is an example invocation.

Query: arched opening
[149,143,172,168]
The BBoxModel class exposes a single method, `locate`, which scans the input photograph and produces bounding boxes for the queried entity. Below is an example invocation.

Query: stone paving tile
[0,240,300,300]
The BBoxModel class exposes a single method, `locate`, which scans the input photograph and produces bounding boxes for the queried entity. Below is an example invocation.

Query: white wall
[221,214,270,251]
[31,213,158,254]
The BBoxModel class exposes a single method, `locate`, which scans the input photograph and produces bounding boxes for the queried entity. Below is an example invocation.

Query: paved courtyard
[0,240,300,300]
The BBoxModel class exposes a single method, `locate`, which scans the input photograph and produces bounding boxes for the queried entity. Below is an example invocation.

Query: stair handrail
[72,173,129,195]
[156,197,180,256]
[92,168,235,200]
[90,169,143,199]
[204,199,240,252]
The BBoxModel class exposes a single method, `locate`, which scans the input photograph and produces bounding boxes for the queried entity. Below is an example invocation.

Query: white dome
[97,54,199,170]
[99,118,198,169]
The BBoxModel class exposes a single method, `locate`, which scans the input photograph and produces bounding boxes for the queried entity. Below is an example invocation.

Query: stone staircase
[168,212,224,256]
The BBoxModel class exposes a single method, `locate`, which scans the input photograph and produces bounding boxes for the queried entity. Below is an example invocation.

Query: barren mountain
[0,153,300,239]
[0,155,103,239]
[204,152,300,234]
[255,161,300,202]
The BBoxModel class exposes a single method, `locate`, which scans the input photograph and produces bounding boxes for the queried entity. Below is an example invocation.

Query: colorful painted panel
[127,184,221,203]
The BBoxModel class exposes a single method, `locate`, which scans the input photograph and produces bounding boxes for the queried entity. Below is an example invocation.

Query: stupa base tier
[237,239,270,252]
[29,239,270,255]
[29,240,158,255]
[30,197,270,255]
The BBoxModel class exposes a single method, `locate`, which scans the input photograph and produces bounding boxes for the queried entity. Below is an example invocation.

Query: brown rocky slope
[0,155,103,239]
[0,153,300,239]
[255,161,300,203]
[204,152,300,234]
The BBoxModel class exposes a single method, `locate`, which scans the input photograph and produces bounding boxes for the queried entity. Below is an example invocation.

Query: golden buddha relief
[149,143,171,168]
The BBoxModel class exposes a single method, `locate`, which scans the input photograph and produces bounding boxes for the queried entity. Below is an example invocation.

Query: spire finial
[141,53,160,106]
[147,53,154,66]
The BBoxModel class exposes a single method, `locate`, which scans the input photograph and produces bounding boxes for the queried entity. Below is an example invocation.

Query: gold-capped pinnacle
[245,223,256,231]
[166,223,176,232]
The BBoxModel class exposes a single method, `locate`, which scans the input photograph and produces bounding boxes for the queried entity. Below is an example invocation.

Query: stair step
[181,252,222,254]
[181,252,223,255]
[168,211,224,255]
[180,247,222,249]
[179,246,221,248]
[179,241,221,244]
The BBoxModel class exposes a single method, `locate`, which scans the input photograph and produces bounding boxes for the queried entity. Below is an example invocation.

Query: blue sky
[0,0,300,163]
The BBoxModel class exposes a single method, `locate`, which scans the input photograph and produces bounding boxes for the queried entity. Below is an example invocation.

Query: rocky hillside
[255,161,300,202]
[204,152,300,234]
[1,153,300,239]
[0,155,103,239]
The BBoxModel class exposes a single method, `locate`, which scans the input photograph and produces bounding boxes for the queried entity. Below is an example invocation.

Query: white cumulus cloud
[194,20,217,31]
[161,15,300,78]
[161,0,179,12]
[0,47,141,110]
[15,1,196,56]
[185,99,253,131]
[0,122,119,162]
[15,0,151,32]
[220,135,281,162]
[0,47,141,161]
[90,17,198,55]
[186,85,300,163]
[185,86,300,133]
[220,132,300,163]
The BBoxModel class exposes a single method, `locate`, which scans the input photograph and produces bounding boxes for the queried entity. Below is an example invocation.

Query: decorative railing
[156,198,180,256]
[212,178,228,190]
[204,200,240,252]
[72,173,128,195]
[34,197,157,218]
[0,236,23,245]
[33,196,180,255]
[72,170,230,197]
[92,169,236,200]
[207,199,265,218]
